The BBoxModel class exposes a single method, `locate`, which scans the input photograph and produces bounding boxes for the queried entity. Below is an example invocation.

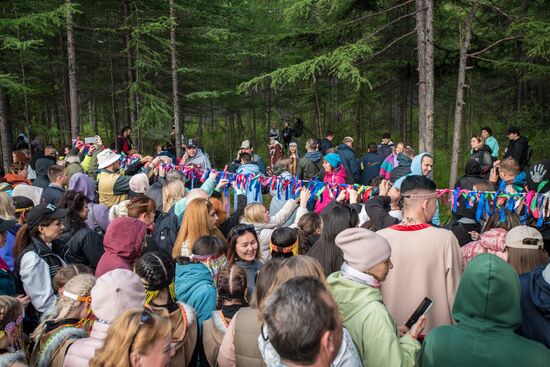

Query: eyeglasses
[233,224,255,236]
[0,314,23,339]
[128,311,154,354]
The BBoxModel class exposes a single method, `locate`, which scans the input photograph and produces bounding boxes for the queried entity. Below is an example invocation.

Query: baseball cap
[0,218,17,232]
[26,204,68,230]
[240,140,251,149]
[506,226,544,249]
[186,139,198,148]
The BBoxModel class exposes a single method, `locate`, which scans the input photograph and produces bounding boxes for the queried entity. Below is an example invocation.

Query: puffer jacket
[63,320,110,367]
[95,217,147,277]
[461,228,508,269]
[314,164,346,214]
[54,219,104,269]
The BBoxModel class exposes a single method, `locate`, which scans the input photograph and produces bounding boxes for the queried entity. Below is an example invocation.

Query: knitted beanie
[324,153,341,169]
[335,228,391,272]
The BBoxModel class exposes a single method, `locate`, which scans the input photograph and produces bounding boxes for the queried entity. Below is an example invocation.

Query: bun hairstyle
[216,265,248,309]
[134,251,176,305]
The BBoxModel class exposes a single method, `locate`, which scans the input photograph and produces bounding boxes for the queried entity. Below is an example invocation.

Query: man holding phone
[328,228,426,367]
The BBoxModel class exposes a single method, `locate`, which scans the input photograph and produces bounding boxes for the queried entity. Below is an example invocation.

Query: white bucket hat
[97,149,121,169]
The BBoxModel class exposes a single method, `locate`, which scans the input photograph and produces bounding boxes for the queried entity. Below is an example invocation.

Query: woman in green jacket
[327,228,426,367]
[419,253,550,367]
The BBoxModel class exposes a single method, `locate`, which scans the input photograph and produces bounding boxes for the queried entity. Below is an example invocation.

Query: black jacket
[504,136,529,170]
[471,145,493,176]
[217,193,247,238]
[54,222,104,269]
[454,160,489,220]
[389,153,413,183]
[319,138,333,155]
[365,195,399,231]
[41,185,65,206]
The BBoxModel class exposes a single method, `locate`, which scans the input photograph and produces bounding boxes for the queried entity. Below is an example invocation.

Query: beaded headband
[401,192,437,199]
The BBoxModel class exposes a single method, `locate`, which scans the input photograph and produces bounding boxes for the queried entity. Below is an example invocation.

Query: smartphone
[405,297,433,329]
[84,137,97,144]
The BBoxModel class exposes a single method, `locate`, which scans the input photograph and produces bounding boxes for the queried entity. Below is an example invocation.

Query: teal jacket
[328,272,420,367]
[174,262,216,329]
[419,254,550,367]
[485,136,499,158]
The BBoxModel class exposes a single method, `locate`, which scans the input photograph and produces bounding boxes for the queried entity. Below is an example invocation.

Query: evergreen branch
[358,28,417,64]
[343,0,415,27]
[468,35,520,57]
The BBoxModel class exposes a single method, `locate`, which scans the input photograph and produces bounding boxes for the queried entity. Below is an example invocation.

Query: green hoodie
[419,253,550,367]
[327,272,420,367]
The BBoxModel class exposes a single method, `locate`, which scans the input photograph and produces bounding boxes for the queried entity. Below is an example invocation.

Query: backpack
[152,211,179,256]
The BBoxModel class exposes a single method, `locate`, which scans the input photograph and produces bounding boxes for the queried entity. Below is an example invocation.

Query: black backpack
[152,211,179,256]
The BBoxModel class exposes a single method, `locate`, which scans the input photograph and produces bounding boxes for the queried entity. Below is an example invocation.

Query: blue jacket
[235,163,263,208]
[174,262,216,328]
[360,152,383,185]
[337,144,360,184]
[518,265,550,348]
[0,226,18,271]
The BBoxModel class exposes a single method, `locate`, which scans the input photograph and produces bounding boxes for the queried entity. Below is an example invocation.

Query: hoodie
[95,217,147,277]
[328,272,420,367]
[33,157,55,189]
[419,254,550,367]
[389,153,412,183]
[296,151,324,181]
[174,262,216,328]
[68,173,110,233]
[518,264,550,348]
[186,149,211,169]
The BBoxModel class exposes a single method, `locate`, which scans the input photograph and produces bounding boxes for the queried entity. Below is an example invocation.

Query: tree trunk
[169,0,182,158]
[449,2,479,189]
[0,87,12,170]
[66,0,80,139]
[124,0,136,128]
[416,0,434,154]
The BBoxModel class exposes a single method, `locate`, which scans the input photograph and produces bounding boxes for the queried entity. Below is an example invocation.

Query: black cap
[26,204,68,230]
[186,139,198,148]
[507,125,520,135]
[0,218,17,232]
[12,196,34,212]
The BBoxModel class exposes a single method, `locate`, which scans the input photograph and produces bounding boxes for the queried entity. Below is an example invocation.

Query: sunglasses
[128,311,154,353]
[0,314,23,339]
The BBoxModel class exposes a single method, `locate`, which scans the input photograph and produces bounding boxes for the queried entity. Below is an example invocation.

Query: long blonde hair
[172,199,223,258]
[90,309,172,367]
[0,192,16,220]
[242,203,267,224]
[162,180,185,213]
[32,274,96,342]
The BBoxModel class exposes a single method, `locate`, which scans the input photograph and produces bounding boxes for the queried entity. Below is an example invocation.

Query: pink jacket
[63,320,110,367]
[461,228,508,269]
[314,164,347,214]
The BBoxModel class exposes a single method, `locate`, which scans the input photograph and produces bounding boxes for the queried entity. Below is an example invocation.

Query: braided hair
[135,252,175,304]
[216,265,248,309]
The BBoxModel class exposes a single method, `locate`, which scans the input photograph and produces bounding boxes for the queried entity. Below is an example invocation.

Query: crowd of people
[0,121,548,367]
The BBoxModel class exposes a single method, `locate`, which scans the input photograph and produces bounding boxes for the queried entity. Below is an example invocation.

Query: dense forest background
[0,0,549,187]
